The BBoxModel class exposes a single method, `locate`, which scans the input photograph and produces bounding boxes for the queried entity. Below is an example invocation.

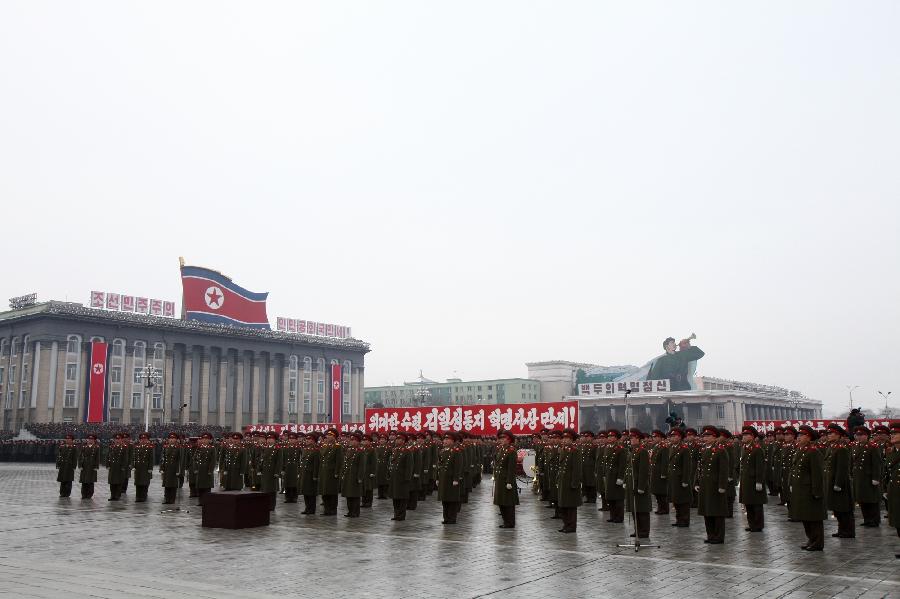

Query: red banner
[244,422,365,435]
[86,341,108,423]
[331,363,342,424]
[743,419,899,432]
[365,401,579,436]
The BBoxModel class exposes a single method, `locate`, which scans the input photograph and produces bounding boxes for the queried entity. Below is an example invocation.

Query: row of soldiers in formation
[54,427,517,526]
[531,422,900,553]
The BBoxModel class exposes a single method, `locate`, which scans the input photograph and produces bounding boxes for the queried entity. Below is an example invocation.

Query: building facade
[0,302,370,430]
[364,374,541,408]
[528,360,823,433]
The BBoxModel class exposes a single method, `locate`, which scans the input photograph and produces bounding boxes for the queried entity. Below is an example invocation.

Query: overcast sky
[2,2,898,417]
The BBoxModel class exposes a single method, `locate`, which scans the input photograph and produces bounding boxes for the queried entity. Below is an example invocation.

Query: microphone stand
[617,389,660,553]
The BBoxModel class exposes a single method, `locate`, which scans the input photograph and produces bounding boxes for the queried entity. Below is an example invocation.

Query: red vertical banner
[331,363,342,424]
[86,341,108,423]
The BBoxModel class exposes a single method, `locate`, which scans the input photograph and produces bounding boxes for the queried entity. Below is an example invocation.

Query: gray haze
[2,2,898,417]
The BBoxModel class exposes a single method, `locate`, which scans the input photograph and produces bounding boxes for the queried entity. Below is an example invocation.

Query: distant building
[364,371,541,407]
[527,360,822,433]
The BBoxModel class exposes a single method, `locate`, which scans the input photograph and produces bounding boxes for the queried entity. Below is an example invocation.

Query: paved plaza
[0,464,897,599]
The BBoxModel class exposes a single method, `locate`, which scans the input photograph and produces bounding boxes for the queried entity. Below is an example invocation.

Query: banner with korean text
[365,401,578,436]
[244,423,366,435]
[743,419,899,432]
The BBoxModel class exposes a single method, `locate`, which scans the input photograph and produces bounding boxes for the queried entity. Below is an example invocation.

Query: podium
[202,491,271,529]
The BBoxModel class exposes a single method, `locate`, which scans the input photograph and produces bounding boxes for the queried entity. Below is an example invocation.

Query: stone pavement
[0,464,897,599]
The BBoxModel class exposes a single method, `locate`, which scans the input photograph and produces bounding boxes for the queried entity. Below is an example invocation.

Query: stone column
[164,347,175,423]
[266,355,276,424]
[217,352,228,428]
[250,353,262,425]
[181,349,193,424]
[280,356,291,424]
[29,341,42,413]
[234,353,245,431]
[199,348,211,425]
[52,344,66,422]
[44,341,59,422]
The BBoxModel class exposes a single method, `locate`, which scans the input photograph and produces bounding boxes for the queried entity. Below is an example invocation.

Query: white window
[109,366,121,383]
[152,394,162,410]
[131,392,143,409]
[65,364,77,381]
[9,365,16,383]
[132,341,146,394]
[342,361,352,415]
[22,335,30,356]
[133,342,145,360]
[316,358,325,413]
[64,389,77,408]
[66,337,79,354]
[112,340,125,357]
[153,343,164,361]
[110,391,122,409]
[288,355,298,415]
[716,404,725,419]
[10,338,19,357]
[5,391,13,409]
[303,357,312,413]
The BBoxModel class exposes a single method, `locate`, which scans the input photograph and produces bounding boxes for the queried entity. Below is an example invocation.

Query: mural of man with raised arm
[647,334,705,391]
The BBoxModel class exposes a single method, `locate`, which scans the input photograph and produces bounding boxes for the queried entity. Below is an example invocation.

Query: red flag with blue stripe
[181,265,270,329]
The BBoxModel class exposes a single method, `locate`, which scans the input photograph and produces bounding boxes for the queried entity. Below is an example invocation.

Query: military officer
[649,430,670,515]
[625,429,652,540]
[191,432,217,501]
[739,425,767,532]
[317,428,343,516]
[852,426,884,527]
[104,434,130,501]
[182,436,199,498]
[696,425,729,544]
[388,431,414,521]
[373,432,390,500]
[604,429,627,524]
[407,433,424,511]
[55,433,78,498]
[557,428,582,533]
[132,432,155,503]
[219,432,248,491]
[719,428,739,518]
[781,426,797,512]
[685,428,702,508]
[121,433,133,495]
[667,428,693,527]
[764,429,779,495]
[159,432,182,504]
[78,434,101,499]
[885,423,900,557]
[340,432,367,517]
[493,430,519,528]
[299,432,321,514]
[544,431,561,517]
[594,431,609,511]
[790,425,826,551]
[579,431,597,504]
[361,433,378,508]
[280,432,303,504]
[438,432,464,524]
[823,423,854,538]
[535,430,549,501]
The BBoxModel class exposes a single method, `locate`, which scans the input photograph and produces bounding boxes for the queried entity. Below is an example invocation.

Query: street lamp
[846,385,859,411]
[137,364,162,433]
[878,390,893,417]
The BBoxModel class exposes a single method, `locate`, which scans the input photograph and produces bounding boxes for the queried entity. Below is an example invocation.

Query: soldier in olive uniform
[696,425,729,544]
[719,429,739,518]
[56,434,78,498]
[388,431,414,521]
[299,433,321,514]
[604,429,627,524]
[78,434,101,499]
[535,430,549,501]
[373,433,390,500]
[739,426,767,532]
[318,429,343,516]
[824,423,855,538]
[885,423,900,558]
[361,433,377,508]
[781,426,797,512]
[852,426,884,527]
[493,430,519,528]
[556,429,582,533]
[182,437,199,498]
[625,429,652,539]
[649,430,669,515]
[438,432,464,524]
[159,432,182,504]
[790,425,826,551]
[579,431,597,504]
[255,433,282,511]
[105,434,130,501]
[685,428,701,509]
[544,431,561,517]
[132,432,155,502]
[121,433,133,495]
[220,432,248,491]
[407,434,424,510]
[281,432,303,504]
[190,432,216,501]
[340,432,367,517]
[764,429,778,495]
[594,432,608,511]
[667,428,693,527]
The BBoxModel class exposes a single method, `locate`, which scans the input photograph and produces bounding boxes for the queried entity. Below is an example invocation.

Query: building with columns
[527,360,822,433]
[0,301,370,431]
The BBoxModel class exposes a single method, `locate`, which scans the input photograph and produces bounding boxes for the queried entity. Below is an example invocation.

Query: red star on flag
[206,288,222,307]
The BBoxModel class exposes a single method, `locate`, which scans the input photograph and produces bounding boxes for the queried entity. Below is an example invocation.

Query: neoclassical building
[0,301,370,431]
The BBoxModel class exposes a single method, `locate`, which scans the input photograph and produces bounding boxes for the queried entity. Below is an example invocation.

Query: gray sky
[2,2,898,417]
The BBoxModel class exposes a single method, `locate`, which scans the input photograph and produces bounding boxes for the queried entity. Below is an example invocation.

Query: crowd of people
[30,421,900,558]
[24,422,231,441]
[0,430,14,442]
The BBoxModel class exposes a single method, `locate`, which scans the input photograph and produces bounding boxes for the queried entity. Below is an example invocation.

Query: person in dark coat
[105,433,130,501]
[78,434,101,499]
[131,432,155,502]
[824,423,855,538]
[625,429,652,540]
[388,431,414,521]
[739,426,767,532]
[299,433,321,514]
[437,432,464,524]
[159,433,182,504]
[604,429,627,524]
[56,434,78,498]
[340,432,367,518]
[852,426,884,527]
[492,430,519,528]
[790,425,827,551]
[696,425,729,544]
[556,428,582,533]
[649,430,670,514]
[579,431,598,504]
[885,423,900,558]
[667,428,693,527]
